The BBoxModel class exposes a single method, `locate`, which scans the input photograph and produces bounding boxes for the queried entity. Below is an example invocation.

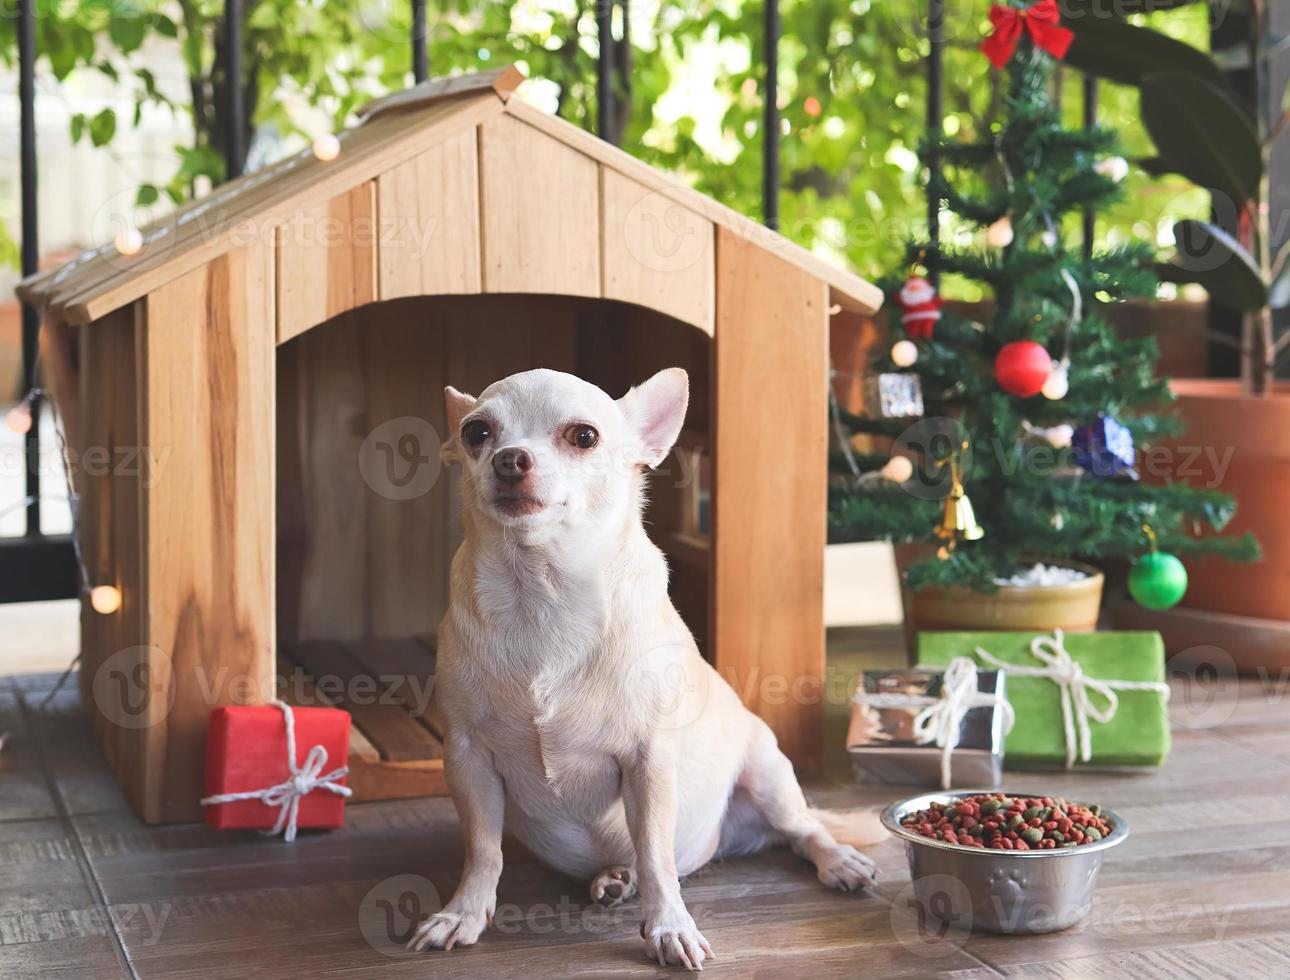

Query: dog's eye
[564,424,599,450]
[461,420,492,449]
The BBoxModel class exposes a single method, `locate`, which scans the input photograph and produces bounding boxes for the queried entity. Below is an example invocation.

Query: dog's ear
[443,386,476,451]
[620,368,689,467]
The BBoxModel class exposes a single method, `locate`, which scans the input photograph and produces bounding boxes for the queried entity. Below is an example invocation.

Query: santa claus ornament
[897,276,943,340]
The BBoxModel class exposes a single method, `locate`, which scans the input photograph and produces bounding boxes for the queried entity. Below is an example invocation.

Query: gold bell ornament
[934,449,984,556]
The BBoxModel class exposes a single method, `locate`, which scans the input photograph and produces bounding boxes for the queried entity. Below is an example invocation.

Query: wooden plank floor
[3,628,1290,978]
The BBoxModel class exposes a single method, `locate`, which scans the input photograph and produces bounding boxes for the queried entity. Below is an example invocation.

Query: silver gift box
[864,372,924,418]
[847,668,1007,788]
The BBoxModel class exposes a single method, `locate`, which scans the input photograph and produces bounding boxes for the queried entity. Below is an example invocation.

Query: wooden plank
[357,64,524,119]
[273,338,307,647]
[287,641,442,763]
[358,309,451,638]
[829,309,883,416]
[74,306,143,789]
[279,311,369,642]
[275,649,380,764]
[712,226,829,772]
[1107,598,1290,673]
[477,113,600,297]
[600,167,714,334]
[76,320,108,758]
[275,182,377,345]
[278,302,453,644]
[340,637,439,750]
[140,243,275,824]
[504,97,884,316]
[279,642,443,807]
[376,129,481,300]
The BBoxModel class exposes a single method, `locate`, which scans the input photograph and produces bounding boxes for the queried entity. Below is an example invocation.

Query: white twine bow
[853,656,1014,789]
[974,629,1171,769]
[199,700,352,842]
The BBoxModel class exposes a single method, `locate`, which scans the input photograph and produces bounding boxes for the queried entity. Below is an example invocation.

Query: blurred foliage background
[0,0,1210,293]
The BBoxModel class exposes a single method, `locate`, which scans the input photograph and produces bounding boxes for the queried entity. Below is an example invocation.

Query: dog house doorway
[275,293,712,801]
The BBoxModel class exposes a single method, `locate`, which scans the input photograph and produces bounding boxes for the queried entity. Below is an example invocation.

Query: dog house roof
[17,66,882,326]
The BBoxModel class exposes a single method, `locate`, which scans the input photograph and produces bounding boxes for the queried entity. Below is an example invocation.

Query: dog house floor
[277,637,448,801]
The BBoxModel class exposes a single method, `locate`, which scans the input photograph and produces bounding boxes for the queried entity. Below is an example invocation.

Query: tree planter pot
[1167,379,1289,621]
[894,546,1104,657]
[1113,379,1290,673]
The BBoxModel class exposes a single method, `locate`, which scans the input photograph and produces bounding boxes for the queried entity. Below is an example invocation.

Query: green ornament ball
[1129,552,1188,610]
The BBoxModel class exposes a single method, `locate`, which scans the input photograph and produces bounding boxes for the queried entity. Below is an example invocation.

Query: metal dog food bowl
[881,789,1129,934]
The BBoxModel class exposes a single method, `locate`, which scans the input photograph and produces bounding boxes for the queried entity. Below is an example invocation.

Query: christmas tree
[828,3,1257,604]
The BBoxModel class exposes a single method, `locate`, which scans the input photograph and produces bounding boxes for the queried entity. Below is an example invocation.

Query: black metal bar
[1082,73,1097,259]
[19,0,40,537]
[763,0,780,229]
[225,0,244,179]
[412,0,428,83]
[597,0,615,144]
[926,0,944,283]
[0,535,79,603]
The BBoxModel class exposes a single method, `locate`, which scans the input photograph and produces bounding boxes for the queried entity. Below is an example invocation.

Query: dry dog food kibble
[900,794,1111,850]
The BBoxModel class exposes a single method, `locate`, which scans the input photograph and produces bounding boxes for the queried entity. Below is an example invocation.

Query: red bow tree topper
[980,1,1074,69]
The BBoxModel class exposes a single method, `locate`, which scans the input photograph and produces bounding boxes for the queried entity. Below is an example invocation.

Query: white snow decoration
[994,562,1090,588]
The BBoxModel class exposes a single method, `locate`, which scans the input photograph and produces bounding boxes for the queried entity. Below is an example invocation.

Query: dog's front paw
[407,906,489,952]
[816,843,879,893]
[641,912,713,971]
[591,865,637,908]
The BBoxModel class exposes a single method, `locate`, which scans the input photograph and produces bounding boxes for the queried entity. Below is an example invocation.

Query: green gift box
[916,631,1171,769]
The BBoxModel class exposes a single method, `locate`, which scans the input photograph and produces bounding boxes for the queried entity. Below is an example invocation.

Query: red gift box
[203,702,352,838]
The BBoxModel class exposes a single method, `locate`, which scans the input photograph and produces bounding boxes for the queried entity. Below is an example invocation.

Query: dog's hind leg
[589,865,637,907]
[735,721,879,892]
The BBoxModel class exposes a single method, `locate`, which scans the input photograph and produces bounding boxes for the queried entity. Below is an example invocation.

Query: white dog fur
[409,367,880,969]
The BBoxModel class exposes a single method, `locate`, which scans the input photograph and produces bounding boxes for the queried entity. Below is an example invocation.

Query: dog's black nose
[492,447,534,484]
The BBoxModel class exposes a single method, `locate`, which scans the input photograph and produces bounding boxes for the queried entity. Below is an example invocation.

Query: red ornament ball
[994,341,1053,397]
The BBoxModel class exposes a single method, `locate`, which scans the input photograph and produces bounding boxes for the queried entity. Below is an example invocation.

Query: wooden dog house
[18,67,881,824]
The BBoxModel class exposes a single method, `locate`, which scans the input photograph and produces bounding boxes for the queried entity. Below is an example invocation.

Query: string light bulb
[1046,424,1074,449]
[312,134,341,162]
[5,401,32,434]
[1094,156,1130,182]
[90,585,122,615]
[891,340,919,368]
[114,225,143,256]
[881,455,914,483]
[1042,360,1070,400]
[986,216,1014,248]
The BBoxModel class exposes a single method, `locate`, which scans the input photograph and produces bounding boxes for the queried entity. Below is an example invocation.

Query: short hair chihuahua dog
[410,368,879,969]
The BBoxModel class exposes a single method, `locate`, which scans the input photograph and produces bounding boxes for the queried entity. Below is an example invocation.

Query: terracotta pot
[895,547,1104,655]
[1166,379,1290,621]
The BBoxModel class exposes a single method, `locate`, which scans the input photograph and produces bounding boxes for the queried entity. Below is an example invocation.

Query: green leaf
[1062,17,1229,90]
[175,144,225,183]
[88,108,117,147]
[151,15,178,39]
[108,14,147,53]
[249,4,278,29]
[1164,219,1268,311]
[135,184,160,207]
[1140,72,1261,204]
[69,112,86,144]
